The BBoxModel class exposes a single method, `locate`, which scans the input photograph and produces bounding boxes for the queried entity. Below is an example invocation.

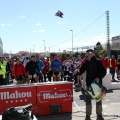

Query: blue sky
[0,0,120,54]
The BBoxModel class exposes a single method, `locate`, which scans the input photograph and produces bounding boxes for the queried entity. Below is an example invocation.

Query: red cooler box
[0,84,37,115]
[36,81,73,116]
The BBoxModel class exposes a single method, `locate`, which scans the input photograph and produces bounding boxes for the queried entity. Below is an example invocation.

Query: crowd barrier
[0,81,73,116]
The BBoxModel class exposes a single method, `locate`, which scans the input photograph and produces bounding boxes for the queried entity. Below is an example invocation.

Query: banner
[0,85,36,114]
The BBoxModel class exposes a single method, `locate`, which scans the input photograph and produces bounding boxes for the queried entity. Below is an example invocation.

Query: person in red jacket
[108,55,117,81]
[13,58,26,84]
[42,58,49,82]
[103,57,109,69]
[99,55,105,65]
[116,55,120,79]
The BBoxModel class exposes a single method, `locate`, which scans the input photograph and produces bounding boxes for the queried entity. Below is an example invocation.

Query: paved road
[73,86,120,108]
[73,71,120,110]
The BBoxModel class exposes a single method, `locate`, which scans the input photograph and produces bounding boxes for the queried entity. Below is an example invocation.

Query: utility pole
[33,45,35,53]
[49,47,50,53]
[106,10,111,58]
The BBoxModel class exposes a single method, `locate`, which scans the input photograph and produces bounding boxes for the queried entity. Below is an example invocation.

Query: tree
[95,49,107,58]
[94,42,103,51]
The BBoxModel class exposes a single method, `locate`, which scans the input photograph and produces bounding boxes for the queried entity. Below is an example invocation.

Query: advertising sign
[0,86,36,114]
[36,82,73,116]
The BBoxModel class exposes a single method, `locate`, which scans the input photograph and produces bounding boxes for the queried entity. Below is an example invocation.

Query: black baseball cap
[86,49,95,54]
[31,55,35,58]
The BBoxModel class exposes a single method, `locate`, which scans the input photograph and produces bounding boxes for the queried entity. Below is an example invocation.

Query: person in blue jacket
[36,57,45,82]
[50,54,63,81]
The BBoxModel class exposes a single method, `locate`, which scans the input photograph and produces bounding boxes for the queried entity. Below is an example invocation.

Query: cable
[51,12,106,48]
[73,12,106,38]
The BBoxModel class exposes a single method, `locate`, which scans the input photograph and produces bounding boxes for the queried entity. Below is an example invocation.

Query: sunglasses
[87,51,93,54]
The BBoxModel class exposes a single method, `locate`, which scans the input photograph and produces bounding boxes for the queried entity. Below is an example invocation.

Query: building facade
[111,35,120,50]
[0,38,3,57]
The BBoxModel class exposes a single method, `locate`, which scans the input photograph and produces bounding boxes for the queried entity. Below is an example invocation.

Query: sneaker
[117,75,120,80]
[75,84,79,87]
[112,79,119,82]
[81,88,85,91]
[97,115,104,120]
[85,115,91,120]
[79,83,82,87]
[111,79,116,82]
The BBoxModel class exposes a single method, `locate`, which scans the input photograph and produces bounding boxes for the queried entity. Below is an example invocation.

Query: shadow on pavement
[107,89,113,93]
[73,86,81,92]
[79,90,86,102]
[37,113,72,120]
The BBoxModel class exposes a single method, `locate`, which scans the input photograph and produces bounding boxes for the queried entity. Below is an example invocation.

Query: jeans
[4,76,10,85]
[39,72,43,82]
[109,68,115,79]
[0,75,4,85]
[36,72,43,82]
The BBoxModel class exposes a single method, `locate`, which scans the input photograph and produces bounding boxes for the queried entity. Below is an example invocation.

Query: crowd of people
[100,54,120,81]
[0,54,83,85]
[0,52,120,86]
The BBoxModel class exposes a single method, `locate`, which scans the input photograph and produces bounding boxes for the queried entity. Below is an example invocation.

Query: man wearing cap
[79,49,106,120]
[26,55,39,83]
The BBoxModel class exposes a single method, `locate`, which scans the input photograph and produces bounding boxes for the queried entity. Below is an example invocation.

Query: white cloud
[61,34,107,51]
[33,30,38,33]
[57,21,65,24]
[82,35,106,46]
[0,23,12,27]
[7,23,12,26]
[72,35,106,47]
[0,24,6,27]
[38,29,45,32]
[17,15,27,19]
[33,29,45,33]
[35,23,42,26]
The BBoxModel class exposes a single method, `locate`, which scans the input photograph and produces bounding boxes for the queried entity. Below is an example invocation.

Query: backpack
[2,104,34,120]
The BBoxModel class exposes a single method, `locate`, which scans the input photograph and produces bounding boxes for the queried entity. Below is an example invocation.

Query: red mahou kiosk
[0,81,73,116]
[36,82,73,116]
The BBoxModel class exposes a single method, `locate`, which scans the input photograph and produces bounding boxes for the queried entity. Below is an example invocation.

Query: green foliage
[50,53,57,57]
[95,49,107,58]
[36,53,40,58]
[74,52,79,57]
[61,53,68,60]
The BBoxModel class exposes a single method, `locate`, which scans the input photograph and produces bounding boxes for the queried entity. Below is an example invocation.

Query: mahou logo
[42,92,68,99]
[37,89,72,103]
[0,91,32,100]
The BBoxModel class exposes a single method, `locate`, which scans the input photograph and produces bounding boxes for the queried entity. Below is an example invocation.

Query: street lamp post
[33,45,35,53]
[43,40,45,53]
[70,30,73,57]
